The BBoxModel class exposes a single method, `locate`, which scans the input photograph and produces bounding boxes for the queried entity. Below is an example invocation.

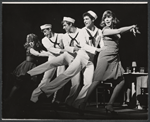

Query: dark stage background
[2,3,148,81]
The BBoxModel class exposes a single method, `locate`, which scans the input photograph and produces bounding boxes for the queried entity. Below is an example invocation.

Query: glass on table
[140,67,145,73]
[126,67,131,73]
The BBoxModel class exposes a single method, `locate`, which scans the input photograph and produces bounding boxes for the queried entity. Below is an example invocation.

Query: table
[123,72,148,107]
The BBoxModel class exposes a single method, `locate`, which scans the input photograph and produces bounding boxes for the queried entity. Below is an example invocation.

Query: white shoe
[137,105,143,110]
[122,102,128,106]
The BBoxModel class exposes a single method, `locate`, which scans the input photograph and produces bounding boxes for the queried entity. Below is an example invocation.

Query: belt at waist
[26,56,35,62]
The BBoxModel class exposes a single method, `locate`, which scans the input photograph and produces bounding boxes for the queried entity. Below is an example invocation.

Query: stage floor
[2,102,148,120]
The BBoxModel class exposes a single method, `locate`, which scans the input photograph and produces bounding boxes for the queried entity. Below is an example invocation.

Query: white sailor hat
[84,10,98,20]
[62,17,75,24]
[40,24,52,30]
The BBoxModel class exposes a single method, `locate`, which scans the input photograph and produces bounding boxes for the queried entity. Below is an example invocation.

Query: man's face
[62,21,71,33]
[42,28,51,36]
[83,15,94,28]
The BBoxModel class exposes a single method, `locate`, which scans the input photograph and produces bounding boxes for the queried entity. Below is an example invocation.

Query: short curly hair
[100,10,120,28]
[83,12,95,20]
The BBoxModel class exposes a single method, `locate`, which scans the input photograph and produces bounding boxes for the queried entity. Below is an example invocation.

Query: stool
[96,82,113,108]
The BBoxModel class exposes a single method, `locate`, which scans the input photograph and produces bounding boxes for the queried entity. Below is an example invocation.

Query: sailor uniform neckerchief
[68,31,79,46]
[48,34,60,48]
[86,27,98,47]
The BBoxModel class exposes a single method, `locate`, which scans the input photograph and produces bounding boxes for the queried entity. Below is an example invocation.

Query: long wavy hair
[100,10,120,29]
[24,33,42,51]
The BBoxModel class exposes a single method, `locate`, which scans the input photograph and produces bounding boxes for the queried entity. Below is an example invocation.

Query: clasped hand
[96,46,107,52]
[60,49,66,53]
[74,44,81,51]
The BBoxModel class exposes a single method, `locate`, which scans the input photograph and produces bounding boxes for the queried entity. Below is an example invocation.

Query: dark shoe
[52,101,65,106]
[74,107,85,116]
[51,101,61,109]
[65,103,74,110]
[105,104,117,115]
[38,92,49,103]
[105,108,117,115]
[79,102,86,110]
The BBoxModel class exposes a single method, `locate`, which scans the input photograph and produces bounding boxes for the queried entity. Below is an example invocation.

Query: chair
[96,81,113,108]
[136,76,148,109]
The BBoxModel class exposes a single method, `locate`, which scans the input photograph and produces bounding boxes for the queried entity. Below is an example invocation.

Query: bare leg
[5,85,19,102]
[84,80,100,102]
[126,88,131,103]
[106,78,125,111]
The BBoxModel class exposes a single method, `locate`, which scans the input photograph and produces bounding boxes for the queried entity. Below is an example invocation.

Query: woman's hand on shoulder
[96,46,107,52]
[60,49,66,53]
[96,48,101,52]
[74,46,80,52]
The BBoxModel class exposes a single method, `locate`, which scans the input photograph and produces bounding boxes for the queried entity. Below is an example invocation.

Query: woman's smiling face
[104,15,113,27]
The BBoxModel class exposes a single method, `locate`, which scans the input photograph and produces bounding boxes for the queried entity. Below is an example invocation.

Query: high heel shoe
[105,104,117,115]
[78,101,88,116]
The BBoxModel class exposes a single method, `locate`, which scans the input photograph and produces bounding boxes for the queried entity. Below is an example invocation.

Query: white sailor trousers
[40,53,94,100]
[52,69,81,104]
[64,71,81,106]
[28,52,74,76]
[29,52,80,103]
[73,61,94,104]
[30,55,66,102]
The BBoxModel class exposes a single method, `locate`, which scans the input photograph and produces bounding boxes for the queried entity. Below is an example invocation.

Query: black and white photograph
[2,2,148,120]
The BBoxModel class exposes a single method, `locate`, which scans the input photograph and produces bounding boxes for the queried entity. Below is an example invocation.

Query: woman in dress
[79,10,140,114]
[4,33,50,117]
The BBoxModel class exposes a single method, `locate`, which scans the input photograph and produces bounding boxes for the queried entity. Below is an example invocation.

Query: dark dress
[13,47,37,78]
[12,47,40,88]
[4,47,40,118]
[94,26,125,82]
[72,27,125,108]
